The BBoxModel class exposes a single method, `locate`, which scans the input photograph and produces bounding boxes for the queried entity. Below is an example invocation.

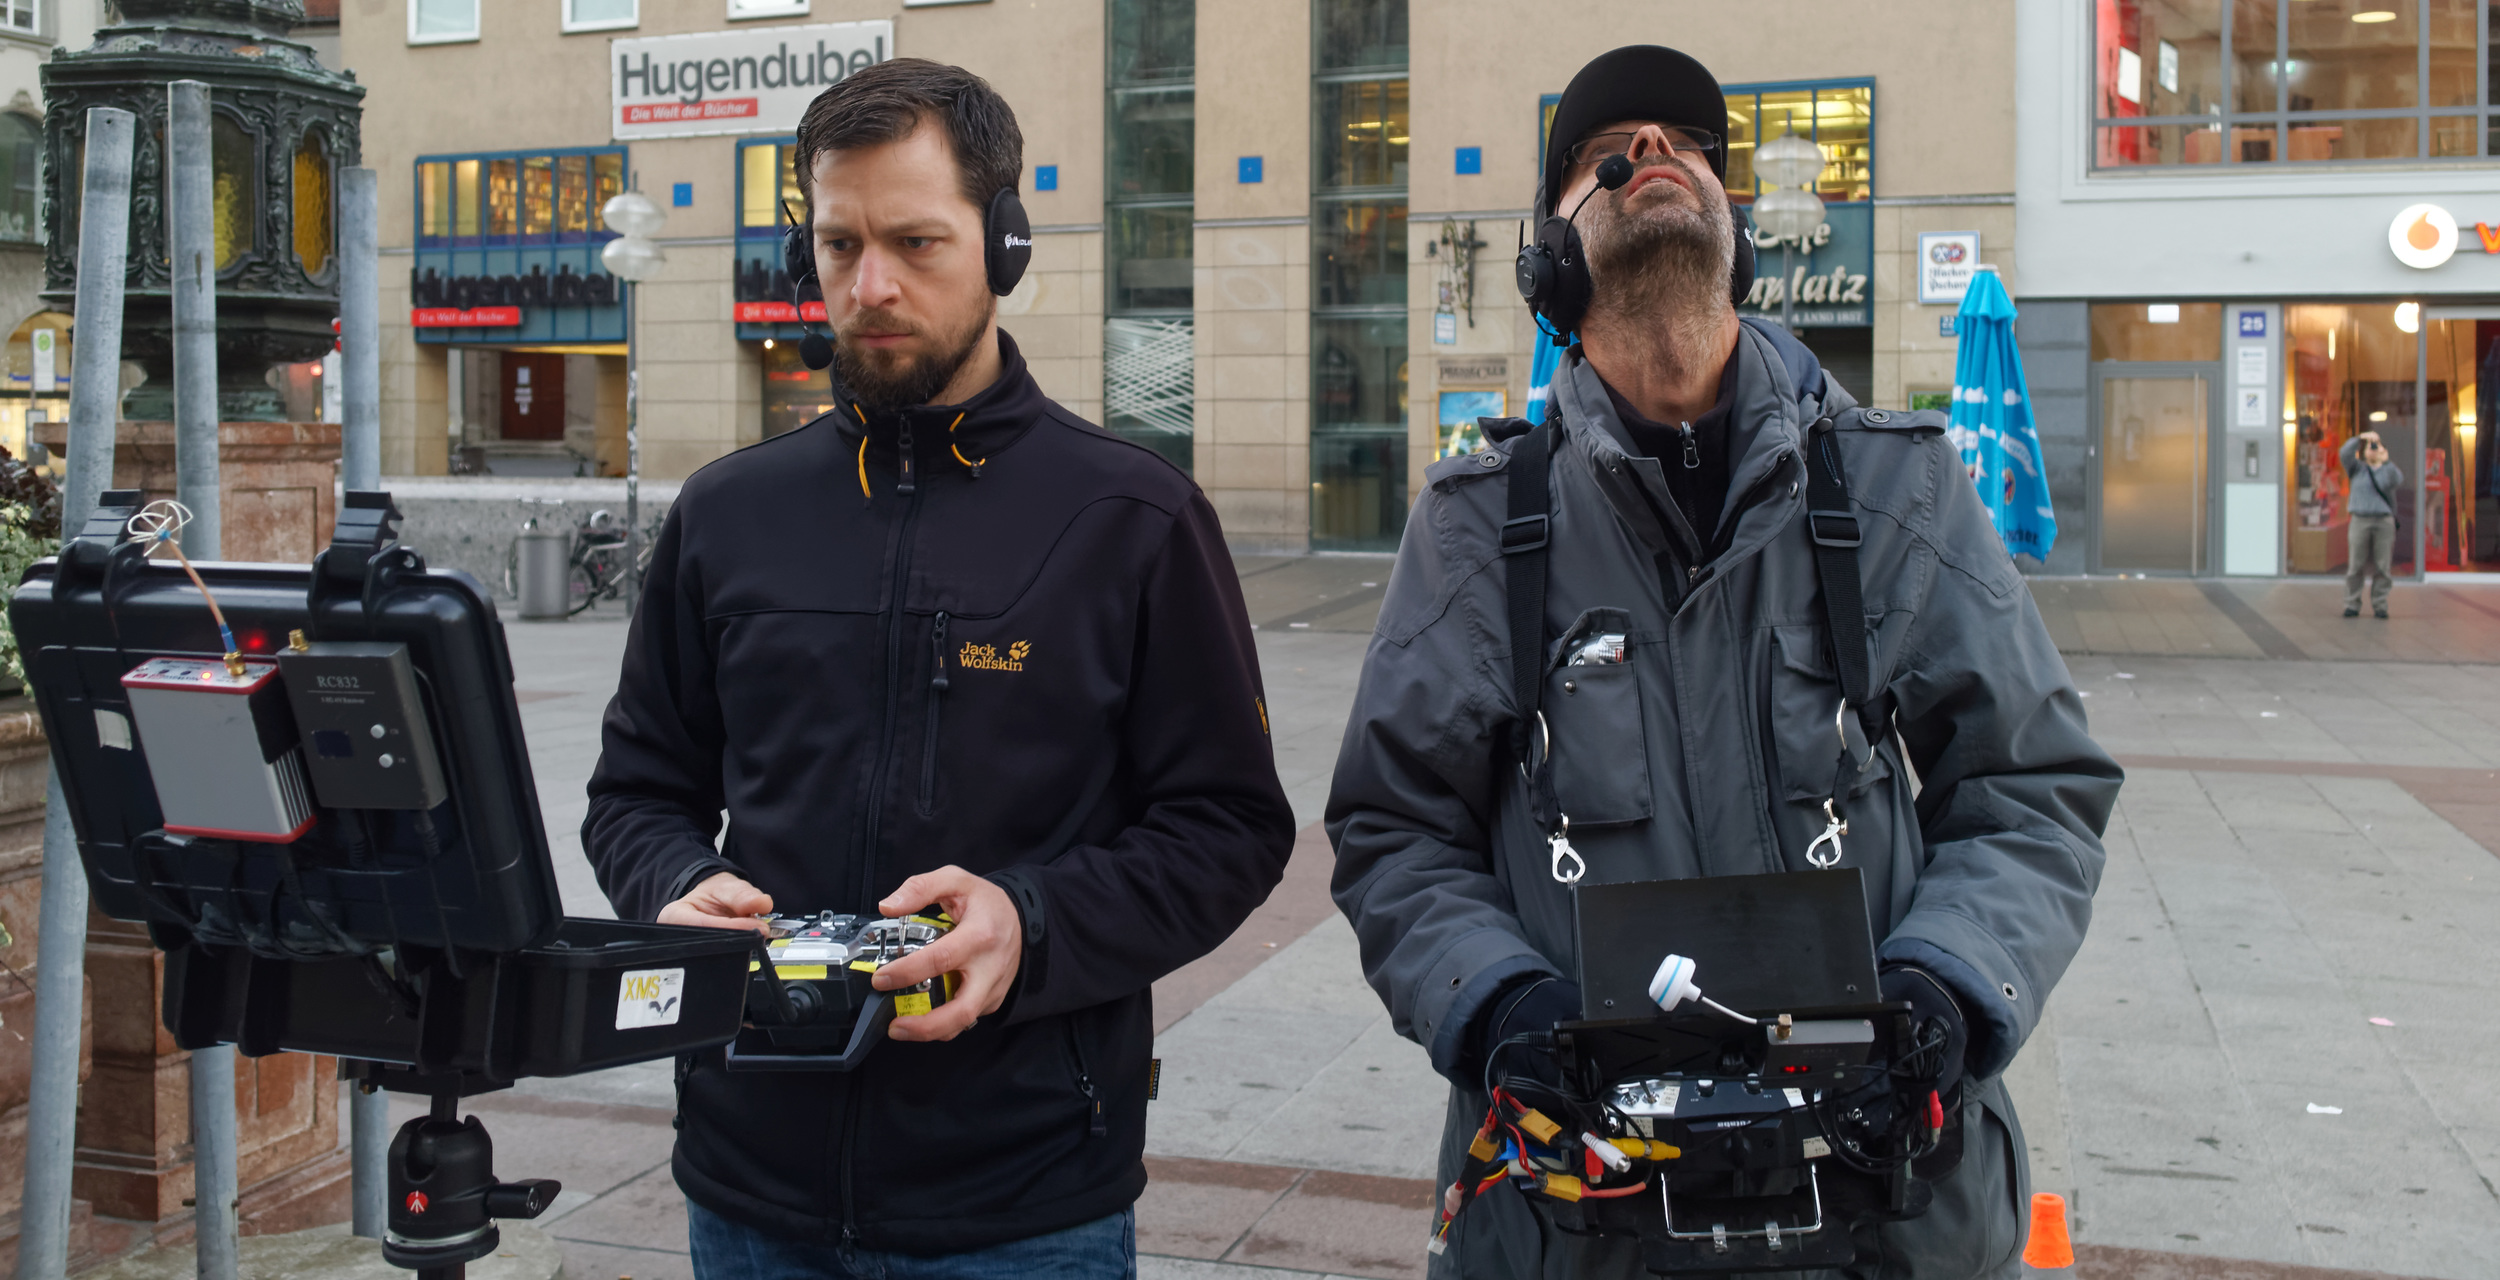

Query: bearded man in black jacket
[583,59,1295,1279]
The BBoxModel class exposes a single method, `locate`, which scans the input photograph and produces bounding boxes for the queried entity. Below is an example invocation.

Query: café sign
[611,21,893,141]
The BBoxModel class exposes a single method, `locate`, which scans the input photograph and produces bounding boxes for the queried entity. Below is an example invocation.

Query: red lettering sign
[733,301,826,323]
[412,307,523,328]
[621,98,760,126]
[2477,222,2500,255]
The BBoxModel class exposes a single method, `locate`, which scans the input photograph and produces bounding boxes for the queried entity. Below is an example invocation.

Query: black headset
[1514,156,1760,344]
[781,187,1034,371]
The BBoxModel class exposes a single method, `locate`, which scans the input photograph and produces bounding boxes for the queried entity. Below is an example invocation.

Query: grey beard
[1579,186,1736,371]
[833,307,991,413]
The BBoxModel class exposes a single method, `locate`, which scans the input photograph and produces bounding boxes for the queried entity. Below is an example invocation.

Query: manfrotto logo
[959,640,1032,672]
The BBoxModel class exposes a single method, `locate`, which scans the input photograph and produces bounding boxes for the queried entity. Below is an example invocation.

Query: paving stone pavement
[364,567,2500,1280]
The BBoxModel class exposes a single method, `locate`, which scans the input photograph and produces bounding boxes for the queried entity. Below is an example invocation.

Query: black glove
[1879,965,1968,1100]
[1470,976,1582,1090]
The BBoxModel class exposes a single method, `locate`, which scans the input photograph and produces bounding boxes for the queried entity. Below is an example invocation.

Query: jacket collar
[828,328,1047,485]
[1554,322,1842,572]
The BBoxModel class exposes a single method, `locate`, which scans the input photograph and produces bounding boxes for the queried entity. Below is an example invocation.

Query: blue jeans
[686,1199,1136,1280]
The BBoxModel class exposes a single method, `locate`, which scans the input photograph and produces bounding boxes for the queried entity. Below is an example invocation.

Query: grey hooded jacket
[1325,322,2121,1277]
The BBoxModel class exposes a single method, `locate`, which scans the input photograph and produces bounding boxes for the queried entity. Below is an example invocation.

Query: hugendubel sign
[611,20,892,141]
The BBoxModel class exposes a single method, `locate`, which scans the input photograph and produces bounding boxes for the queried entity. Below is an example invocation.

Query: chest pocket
[1766,623,1893,804]
[1542,607,1652,828]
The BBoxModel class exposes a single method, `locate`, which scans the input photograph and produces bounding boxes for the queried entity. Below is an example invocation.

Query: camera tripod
[376,1081,561,1280]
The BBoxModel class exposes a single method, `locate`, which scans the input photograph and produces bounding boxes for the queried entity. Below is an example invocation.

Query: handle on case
[724,992,895,1073]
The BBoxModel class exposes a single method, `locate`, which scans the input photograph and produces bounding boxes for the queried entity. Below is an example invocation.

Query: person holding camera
[1326,46,2121,1278]
[584,60,1295,1279]
[2340,430,2401,618]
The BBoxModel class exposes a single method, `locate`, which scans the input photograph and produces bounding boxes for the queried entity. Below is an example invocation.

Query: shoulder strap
[1805,416,1883,796]
[1502,420,1559,828]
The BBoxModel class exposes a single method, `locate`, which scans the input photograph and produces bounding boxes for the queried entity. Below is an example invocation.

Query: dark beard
[832,304,991,413]
[1580,177,1736,324]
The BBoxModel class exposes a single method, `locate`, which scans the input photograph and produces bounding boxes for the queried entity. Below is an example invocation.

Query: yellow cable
[857,437,870,499]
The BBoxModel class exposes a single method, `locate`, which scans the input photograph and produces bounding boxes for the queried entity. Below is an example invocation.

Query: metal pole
[338,167,379,492]
[623,280,640,607]
[349,1083,387,1238]
[187,1046,239,1280]
[168,80,238,1280]
[168,80,219,560]
[15,105,136,1280]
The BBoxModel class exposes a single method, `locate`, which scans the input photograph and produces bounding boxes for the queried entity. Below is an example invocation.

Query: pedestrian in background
[2342,429,2400,619]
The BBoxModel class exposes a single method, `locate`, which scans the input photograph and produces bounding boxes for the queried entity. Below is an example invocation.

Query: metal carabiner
[1807,799,1847,870]
[1549,814,1585,886]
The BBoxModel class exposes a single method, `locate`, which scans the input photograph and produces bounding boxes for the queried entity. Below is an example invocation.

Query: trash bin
[515,525,570,620]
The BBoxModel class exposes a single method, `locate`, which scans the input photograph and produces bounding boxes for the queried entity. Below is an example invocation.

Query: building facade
[2018,0,2500,580]
[0,0,101,466]
[348,0,2017,553]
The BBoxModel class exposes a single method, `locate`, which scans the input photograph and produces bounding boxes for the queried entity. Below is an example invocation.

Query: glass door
[2095,368,2210,573]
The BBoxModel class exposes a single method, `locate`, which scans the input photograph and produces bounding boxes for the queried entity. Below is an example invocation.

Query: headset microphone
[1515,155,1634,342]
[779,200,838,371]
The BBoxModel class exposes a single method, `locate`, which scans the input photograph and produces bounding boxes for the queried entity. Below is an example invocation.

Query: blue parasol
[1947,269,2057,563]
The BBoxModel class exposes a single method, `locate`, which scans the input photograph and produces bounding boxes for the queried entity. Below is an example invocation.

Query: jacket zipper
[918,611,949,814]
[842,412,928,1244]
[1676,422,1700,470]
[1069,1015,1107,1139]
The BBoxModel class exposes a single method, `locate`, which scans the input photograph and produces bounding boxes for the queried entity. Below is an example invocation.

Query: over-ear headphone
[1515,156,1761,343]
[780,186,1034,371]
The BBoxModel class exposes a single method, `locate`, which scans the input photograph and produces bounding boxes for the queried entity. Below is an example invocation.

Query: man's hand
[872,866,1022,1043]
[657,871,774,932]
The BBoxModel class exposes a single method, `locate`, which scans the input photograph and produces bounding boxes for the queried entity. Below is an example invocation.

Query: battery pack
[120,657,315,842]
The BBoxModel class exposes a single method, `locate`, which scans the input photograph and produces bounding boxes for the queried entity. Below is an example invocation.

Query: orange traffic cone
[2023,1192,2074,1269]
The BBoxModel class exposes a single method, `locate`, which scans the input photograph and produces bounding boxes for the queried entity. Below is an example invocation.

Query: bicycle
[566,509,661,616]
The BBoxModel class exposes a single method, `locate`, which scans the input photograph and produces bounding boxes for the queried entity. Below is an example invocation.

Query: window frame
[726,0,810,20]
[561,0,638,35]
[0,0,42,40]
[2088,0,2495,171]
[413,144,627,249]
[1719,77,1877,206]
[407,0,481,46]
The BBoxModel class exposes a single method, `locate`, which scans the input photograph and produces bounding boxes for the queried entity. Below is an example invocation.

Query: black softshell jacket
[583,332,1295,1253]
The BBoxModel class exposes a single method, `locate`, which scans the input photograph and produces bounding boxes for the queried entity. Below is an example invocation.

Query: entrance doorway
[499,352,566,441]
[2095,368,2211,573]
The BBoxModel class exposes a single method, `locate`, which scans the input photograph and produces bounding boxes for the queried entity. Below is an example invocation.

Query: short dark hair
[792,58,1024,214]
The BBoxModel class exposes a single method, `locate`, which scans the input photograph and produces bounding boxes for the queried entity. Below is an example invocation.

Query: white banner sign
[1917,231,1982,305]
[611,21,893,141]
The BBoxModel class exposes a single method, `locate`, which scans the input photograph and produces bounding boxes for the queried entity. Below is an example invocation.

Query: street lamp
[600,190,666,606]
[1750,129,1827,333]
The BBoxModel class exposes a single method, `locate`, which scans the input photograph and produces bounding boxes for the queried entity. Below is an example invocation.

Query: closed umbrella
[1948,268,2057,563]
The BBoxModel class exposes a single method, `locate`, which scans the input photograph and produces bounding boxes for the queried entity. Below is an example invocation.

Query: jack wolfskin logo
[960,640,1031,672]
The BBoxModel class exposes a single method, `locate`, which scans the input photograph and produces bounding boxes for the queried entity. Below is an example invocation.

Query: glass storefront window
[1316,78,1409,190]
[558,154,590,234]
[1111,87,1195,198]
[1723,83,1873,203]
[1314,198,1406,309]
[421,149,624,246]
[1107,205,1193,312]
[521,155,554,237]
[1312,315,1408,549]
[2283,304,2422,574]
[1315,0,1404,71]
[0,113,35,244]
[1107,0,1195,469]
[761,339,832,439]
[454,159,480,237]
[487,158,517,237]
[2090,302,2223,361]
[2098,0,2500,165]
[1110,0,1193,83]
[1312,0,1407,550]
[740,142,800,230]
